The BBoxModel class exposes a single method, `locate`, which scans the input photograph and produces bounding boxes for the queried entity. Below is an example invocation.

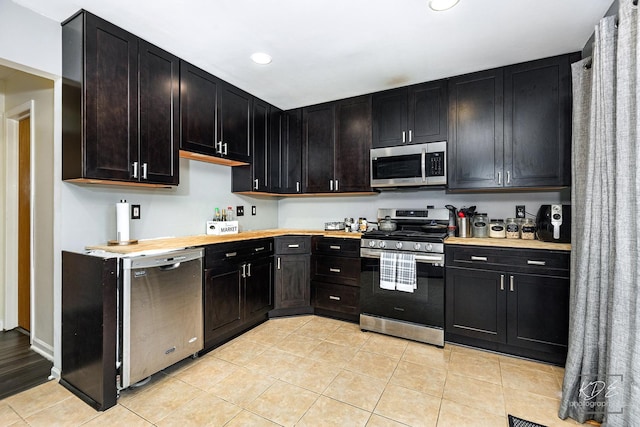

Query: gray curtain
[559,0,639,425]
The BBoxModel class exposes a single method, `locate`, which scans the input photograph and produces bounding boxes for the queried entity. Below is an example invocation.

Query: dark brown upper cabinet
[372,80,447,148]
[302,95,373,194]
[62,10,179,186]
[270,109,303,194]
[448,53,575,190]
[231,99,271,193]
[180,61,251,164]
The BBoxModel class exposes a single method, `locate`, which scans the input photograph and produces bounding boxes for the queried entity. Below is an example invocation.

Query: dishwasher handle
[159,262,182,271]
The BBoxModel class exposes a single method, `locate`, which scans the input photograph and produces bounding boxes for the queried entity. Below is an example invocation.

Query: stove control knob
[379,241,387,249]
[395,242,403,249]
[368,240,376,248]
[426,243,433,252]
[414,243,421,250]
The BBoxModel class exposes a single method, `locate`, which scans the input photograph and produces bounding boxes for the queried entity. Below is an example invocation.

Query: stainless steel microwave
[370,141,447,188]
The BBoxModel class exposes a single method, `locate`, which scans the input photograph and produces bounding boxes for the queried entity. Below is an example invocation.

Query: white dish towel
[379,252,417,293]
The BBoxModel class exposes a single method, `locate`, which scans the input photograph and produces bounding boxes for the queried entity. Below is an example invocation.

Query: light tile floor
[1,315,583,427]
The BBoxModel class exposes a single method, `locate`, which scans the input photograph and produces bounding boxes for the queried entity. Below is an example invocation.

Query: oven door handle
[360,249,444,264]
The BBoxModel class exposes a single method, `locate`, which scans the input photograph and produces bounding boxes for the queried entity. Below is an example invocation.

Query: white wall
[61,159,279,252]
[278,188,570,228]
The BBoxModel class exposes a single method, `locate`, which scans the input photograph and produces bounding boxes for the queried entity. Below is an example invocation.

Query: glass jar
[472,213,488,238]
[505,218,520,239]
[489,219,506,238]
[521,218,536,240]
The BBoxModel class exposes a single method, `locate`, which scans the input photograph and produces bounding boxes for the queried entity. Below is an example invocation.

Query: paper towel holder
[108,199,139,246]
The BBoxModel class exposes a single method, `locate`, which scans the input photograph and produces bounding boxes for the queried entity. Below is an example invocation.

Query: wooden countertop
[86,229,361,254]
[446,237,571,251]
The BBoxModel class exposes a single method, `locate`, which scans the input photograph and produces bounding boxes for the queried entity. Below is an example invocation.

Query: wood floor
[0,329,52,400]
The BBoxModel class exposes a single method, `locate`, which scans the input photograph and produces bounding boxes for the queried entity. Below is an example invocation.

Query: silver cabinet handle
[277,257,281,270]
[471,256,488,261]
[329,295,341,301]
[254,179,259,190]
[506,170,511,184]
[288,244,300,248]
[254,247,265,252]
[241,263,246,278]
[500,274,504,291]
[223,142,228,155]
[402,131,406,143]
[329,245,341,250]
[527,260,546,266]
[141,163,148,180]
[329,180,333,191]
[409,130,413,142]
[246,263,252,277]
[497,172,502,185]
[132,161,139,178]
[329,268,341,273]
[510,276,514,292]
[296,181,300,193]
[335,180,339,192]
[225,252,238,258]
[217,141,223,154]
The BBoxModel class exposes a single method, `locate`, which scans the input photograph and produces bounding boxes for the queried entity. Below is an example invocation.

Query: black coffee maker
[536,204,571,243]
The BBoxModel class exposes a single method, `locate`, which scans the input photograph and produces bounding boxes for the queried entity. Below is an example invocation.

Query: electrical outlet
[251,206,257,216]
[236,206,244,216]
[516,205,526,218]
[131,204,141,219]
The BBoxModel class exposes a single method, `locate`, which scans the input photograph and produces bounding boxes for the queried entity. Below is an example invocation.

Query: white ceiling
[13,0,613,110]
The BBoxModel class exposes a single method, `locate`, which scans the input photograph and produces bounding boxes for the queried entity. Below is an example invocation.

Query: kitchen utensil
[378,216,397,231]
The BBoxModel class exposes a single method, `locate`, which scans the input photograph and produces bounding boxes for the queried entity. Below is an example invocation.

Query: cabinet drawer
[205,238,273,268]
[275,236,311,255]
[312,281,360,315]
[312,237,360,257]
[445,245,569,277]
[311,255,360,286]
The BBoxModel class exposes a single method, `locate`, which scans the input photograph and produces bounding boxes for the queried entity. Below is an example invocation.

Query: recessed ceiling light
[251,52,272,65]
[429,0,459,11]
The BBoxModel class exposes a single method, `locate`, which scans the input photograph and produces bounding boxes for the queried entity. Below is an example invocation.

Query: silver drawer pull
[329,245,341,250]
[329,295,341,301]
[254,247,265,252]
[288,244,300,248]
[225,252,237,258]
[527,260,546,266]
[471,256,488,261]
[329,268,341,273]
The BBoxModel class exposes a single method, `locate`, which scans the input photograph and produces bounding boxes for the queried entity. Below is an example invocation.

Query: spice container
[472,213,488,238]
[521,218,536,240]
[489,219,506,238]
[505,218,520,239]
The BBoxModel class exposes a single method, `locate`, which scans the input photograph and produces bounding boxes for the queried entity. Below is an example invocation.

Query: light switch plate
[236,206,244,216]
[131,204,141,219]
[516,205,525,218]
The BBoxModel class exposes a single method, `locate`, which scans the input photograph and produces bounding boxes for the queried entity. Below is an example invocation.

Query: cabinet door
[244,257,273,319]
[180,61,218,156]
[409,81,448,144]
[274,255,310,309]
[372,88,408,148]
[445,267,506,343]
[303,103,335,192]
[251,99,269,191]
[504,55,571,187]
[203,268,242,346]
[448,69,504,189]
[84,14,138,181]
[506,274,569,354]
[139,41,179,185]
[282,109,303,193]
[335,95,372,192]
[219,83,251,162]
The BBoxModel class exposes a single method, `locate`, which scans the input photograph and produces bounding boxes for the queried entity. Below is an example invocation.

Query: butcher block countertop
[86,229,361,255]
[446,237,571,251]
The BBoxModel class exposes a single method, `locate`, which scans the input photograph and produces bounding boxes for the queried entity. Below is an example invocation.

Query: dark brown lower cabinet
[203,239,273,350]
[445,245,569,365]
[270,236,312,317]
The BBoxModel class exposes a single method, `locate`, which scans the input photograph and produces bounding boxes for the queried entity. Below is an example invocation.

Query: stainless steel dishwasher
[120,248,203,388]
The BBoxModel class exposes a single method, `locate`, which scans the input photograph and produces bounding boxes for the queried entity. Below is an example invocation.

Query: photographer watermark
[568,374,624,415]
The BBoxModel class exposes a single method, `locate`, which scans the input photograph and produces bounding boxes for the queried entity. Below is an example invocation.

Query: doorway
[18,116,31,331]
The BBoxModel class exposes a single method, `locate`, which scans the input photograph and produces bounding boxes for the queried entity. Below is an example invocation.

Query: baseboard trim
[49,366,61,380]
[31,336,54,362]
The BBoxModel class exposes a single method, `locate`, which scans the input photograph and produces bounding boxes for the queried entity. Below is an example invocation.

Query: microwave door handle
[421,148,427,182]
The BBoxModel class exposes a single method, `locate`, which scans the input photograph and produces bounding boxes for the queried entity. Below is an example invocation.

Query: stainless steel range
[360,208,447,347]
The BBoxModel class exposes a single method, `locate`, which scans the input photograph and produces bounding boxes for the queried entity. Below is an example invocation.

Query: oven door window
[372,154,422,180]
[360,257,444,328]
